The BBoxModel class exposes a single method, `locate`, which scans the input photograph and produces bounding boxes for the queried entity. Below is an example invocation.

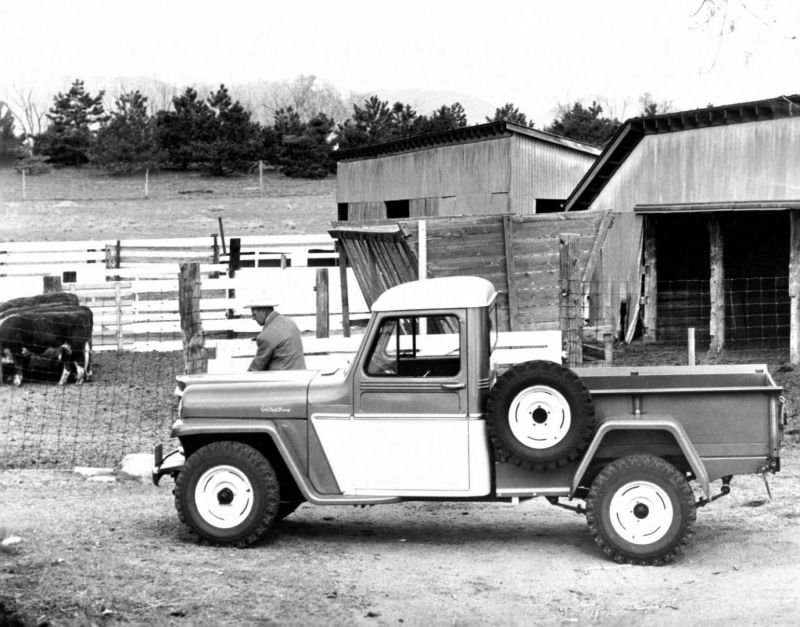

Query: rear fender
[571,416,710,498]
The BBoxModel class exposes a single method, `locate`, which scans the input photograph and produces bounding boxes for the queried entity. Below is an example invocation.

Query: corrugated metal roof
[334,121,601,162]
[564,94,800,212]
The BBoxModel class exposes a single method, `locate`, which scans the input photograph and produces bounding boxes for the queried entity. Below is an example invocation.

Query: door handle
[441,382,466,390]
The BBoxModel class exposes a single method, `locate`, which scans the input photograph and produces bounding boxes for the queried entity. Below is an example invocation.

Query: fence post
[179,262,207,374]
[43,275,62,293]
[336,241,351,338]
[790,210,800,364]
[688,327,696,366]
[708,216,725,353]
[228,238,241,278]
[603,333,614,365]
[643,216,658,342]
[115,240,122,269]
[144,168,149,199]
[211,234,219,265]
[21,169,26,200]
[259,160,264,192]
[559,233,583,367]
[316,268,330,338]
[503,214,520,332]
[115,282,124,351]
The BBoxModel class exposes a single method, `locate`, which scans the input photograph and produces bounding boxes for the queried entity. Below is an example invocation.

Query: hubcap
[609,480,674,545]
[508,386,571,449]
[194,465,254,529]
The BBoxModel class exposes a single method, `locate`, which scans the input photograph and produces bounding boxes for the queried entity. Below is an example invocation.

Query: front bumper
[152,444,185,486]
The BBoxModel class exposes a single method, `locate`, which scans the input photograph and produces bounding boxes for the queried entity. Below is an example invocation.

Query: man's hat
[246,291,279,308]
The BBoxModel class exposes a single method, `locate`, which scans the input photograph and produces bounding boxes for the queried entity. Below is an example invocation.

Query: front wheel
[174,441,280,547]
[586,455,696,565]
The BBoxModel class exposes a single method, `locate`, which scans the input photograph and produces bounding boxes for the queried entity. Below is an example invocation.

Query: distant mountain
[3,74,497,130]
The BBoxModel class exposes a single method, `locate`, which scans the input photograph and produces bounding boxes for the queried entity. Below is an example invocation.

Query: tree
[335,95,395,150]
[0,101,23,166]
[639,92,673,117]
[204,85,260,176]
[262,75,349,127]
[2,83,46,138]
[34,79,107,166]
[390,102,420,138]
[265,106,305,166]
[415,102,468,134]
[281,113,334,178]
[155,87,215,169]
[544,101,620,146]
[486,103,533,127]
[90,91,161,174]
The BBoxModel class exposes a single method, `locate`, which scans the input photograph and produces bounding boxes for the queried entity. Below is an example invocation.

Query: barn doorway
[653,211,789,348]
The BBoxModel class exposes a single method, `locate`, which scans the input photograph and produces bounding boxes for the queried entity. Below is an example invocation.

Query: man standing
[247,295,306,371]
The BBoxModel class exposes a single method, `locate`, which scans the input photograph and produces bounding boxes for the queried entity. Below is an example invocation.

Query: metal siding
[510,135,597,216]
[588,117,800,289]
[337,138,512,204]
[589,118,800,213]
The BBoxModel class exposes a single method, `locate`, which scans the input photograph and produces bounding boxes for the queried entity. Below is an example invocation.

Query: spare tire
[486,360,595,471]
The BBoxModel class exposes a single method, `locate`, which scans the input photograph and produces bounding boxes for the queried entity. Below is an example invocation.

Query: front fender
[571,416,710,498]
[161,418,400,506]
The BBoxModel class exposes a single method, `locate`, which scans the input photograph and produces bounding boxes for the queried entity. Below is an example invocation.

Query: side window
[365,314,461,377]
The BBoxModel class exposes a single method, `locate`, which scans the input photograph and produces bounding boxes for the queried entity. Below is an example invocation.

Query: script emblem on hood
[260,406,291,414]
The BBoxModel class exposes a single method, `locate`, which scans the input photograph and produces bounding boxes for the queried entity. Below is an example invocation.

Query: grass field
[0,166,338,242]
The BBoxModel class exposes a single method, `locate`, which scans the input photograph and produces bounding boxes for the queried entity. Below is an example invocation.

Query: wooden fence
[0,235,369,353]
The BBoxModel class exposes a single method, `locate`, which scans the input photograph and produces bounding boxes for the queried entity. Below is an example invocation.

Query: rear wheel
[175,441,280,547]
[586,455,696,565]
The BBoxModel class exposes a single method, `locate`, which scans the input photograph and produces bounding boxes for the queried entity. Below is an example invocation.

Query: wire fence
[0,308,182,470]
[1,274,794,469]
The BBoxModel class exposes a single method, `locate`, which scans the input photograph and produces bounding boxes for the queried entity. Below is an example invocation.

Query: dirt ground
[1,448,799,626]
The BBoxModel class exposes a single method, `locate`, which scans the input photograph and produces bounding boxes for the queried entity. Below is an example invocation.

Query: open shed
[563,95,800,359]
[334,121,599,221]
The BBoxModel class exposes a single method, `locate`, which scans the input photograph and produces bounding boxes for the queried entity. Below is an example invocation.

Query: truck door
[349,311,475,495]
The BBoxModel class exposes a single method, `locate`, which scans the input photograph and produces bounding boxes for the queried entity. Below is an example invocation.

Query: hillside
[0,167,337,242]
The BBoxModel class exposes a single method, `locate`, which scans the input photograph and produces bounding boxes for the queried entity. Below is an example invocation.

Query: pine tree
[281,113,334,178]
[486,103,533,127]
[544,101,620,146]
[90,91,160,174]
[204,85,260,175]
[415,103,468,134]
[34,79,107,166]
[155,87,215,170]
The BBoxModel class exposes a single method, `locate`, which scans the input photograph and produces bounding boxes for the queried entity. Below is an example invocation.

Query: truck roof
[372,276,497,312]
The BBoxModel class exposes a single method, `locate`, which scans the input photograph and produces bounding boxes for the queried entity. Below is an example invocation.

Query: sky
[1,0,800,125]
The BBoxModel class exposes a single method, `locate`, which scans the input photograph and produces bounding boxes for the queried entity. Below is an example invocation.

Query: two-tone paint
[157,277,783,505]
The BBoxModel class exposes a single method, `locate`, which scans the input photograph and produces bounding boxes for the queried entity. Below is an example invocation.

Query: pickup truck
[153,276,784,565]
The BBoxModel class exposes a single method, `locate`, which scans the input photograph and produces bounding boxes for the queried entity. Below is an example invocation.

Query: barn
[334,121,600,221]
[563,95,800,359]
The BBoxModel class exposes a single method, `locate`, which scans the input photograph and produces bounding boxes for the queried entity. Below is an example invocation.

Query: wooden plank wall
[329,225,419,307]
[332,213,606,333]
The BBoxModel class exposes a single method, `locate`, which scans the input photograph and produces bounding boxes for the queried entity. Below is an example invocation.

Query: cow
[0,292,79,317]
[0,305,93,387]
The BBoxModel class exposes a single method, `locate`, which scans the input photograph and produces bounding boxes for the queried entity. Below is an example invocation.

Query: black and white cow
[0,305,93,386]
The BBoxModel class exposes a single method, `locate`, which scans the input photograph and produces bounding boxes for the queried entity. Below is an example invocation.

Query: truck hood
[177,370,317,420]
